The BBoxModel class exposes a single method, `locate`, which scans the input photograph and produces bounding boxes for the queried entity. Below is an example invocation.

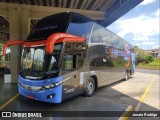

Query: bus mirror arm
[45,33,85,54]
[2,33,85,55]
[2,40,24,56]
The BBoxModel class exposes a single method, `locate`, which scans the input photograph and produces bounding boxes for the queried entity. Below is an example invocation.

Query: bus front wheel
[84,77,95,97]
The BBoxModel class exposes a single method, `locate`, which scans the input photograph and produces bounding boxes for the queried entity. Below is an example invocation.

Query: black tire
[84,77,95,97]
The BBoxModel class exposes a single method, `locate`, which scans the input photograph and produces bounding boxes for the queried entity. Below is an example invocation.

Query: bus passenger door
[62,43,79,100]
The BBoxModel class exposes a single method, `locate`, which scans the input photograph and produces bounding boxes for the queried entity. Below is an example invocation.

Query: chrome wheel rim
[86,81,94,94]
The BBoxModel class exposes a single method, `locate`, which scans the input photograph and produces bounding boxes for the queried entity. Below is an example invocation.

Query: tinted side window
[91,23,112,44]
[63,43,86,73]
[64,55,76,71]
[74,44,86,69]
[91,23,128,49]
[67,15,93,42]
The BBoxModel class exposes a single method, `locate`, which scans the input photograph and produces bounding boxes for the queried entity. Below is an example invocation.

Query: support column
[5,4,31,83]
[21,6,30,39]
[8,5,21,83]
[20,6,31,56]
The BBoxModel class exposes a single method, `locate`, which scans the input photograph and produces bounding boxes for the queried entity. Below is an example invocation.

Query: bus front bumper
[18,83,62,103]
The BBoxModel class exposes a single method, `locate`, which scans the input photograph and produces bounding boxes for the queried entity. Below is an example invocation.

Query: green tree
[144,54,153,63]
[134,46,145,64]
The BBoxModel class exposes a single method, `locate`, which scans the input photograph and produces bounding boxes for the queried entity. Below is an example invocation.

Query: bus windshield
[21,44,62,79]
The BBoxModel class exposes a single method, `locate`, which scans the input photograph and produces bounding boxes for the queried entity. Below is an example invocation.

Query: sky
[107,0,160,50]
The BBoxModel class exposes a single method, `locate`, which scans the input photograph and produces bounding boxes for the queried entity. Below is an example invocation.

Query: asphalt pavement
[0,69,159,120]
[136,68,160,75]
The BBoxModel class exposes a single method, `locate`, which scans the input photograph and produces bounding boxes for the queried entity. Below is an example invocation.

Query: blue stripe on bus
[18,75,63,103]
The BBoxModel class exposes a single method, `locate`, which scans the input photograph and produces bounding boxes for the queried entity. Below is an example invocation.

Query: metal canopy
[101,0,144,26]
[0,0,143,27]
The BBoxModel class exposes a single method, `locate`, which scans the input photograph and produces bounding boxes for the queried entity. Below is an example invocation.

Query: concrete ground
[0,69,159,120]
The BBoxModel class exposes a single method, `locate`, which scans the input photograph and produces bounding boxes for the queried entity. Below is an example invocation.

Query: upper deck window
[90,23,129,49]
[90,23,112,44]
[67,14,93,42]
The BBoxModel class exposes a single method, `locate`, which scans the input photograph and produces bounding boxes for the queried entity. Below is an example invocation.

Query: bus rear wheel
[84,77,95,97]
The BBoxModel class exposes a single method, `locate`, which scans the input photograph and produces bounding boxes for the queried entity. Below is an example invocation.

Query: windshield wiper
[22,69,32,76]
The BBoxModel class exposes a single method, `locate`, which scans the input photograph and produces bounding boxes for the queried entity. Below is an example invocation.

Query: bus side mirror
[45,33,85,54]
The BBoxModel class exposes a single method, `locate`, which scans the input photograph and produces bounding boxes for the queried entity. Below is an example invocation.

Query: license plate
[28,95,34,99]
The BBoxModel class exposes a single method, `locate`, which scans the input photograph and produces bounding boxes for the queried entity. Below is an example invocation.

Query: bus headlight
[43,81,62,89]
[44,84,52,89]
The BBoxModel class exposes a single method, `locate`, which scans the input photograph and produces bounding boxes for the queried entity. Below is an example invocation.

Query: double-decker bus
[3,12,135,103]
